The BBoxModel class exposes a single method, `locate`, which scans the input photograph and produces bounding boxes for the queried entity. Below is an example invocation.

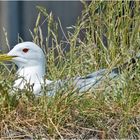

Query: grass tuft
[1,1,140,139]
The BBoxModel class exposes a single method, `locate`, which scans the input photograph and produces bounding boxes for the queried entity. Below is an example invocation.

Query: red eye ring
[22,48,29,53]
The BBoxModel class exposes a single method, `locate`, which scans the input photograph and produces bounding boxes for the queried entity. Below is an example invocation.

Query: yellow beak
[0,54,16,61]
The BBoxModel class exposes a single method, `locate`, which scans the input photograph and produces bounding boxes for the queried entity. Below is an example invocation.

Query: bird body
[0,42,136,95]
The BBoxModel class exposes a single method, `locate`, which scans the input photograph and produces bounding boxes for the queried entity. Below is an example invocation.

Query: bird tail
[123,52,140,70]
[111,53,140,76]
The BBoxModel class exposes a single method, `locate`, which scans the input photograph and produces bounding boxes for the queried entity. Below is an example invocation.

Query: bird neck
[14,64,54,95]
[16,65,45,83]
[13,65,45,94]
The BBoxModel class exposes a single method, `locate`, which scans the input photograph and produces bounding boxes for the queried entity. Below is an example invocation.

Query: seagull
[0,42,138,96]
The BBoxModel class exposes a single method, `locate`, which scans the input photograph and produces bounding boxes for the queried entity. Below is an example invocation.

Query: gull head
[4,42,46,68]
[0,42,47,94]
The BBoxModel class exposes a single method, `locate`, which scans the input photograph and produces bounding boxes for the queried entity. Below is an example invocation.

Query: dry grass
[1,1,140,139]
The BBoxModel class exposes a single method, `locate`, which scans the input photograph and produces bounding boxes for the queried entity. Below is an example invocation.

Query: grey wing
[73,68,119,92]
[45,68,120,96]
[44,79,62,96]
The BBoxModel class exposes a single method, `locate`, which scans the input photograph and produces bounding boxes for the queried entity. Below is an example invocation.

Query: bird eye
[22,48,29,53]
